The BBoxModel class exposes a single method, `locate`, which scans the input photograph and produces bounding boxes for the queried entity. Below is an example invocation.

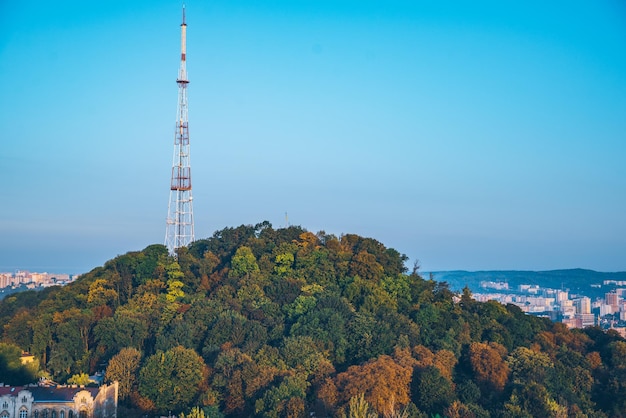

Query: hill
[0,222,625,417]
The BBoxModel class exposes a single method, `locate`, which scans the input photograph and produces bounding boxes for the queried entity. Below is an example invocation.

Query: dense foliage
[1,222,625,417]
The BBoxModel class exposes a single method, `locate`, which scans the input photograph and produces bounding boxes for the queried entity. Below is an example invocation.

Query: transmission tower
[165,4,194,255]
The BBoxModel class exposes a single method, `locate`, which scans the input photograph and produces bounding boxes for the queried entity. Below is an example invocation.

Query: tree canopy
[0,222,624,417]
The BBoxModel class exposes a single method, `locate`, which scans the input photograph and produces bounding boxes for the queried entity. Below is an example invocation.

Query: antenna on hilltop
[165,3,195,255]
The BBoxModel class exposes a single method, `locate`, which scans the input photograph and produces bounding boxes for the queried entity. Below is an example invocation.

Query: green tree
[594,340,626,415]
[281,336,334,380]
[67,372,91,386]
[274,252,295,278]
[180,406,206,418]
[201,310,263,360]
[2,310,34,350]
[47,308,94,379]
[138,346,207,413]
[230,246,260,280]
[412,366,455,414]
[255,374,309,418]
[347,393,378,418]
[31,313,54,370]
[510,382,568,417]
[346,312,395,364]
[0,343,39,384]
[94,314,148,360]
[289,295,352,365]
[507,346,553,385]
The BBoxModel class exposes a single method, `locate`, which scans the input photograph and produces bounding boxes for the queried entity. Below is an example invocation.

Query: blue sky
[0,0,625,274]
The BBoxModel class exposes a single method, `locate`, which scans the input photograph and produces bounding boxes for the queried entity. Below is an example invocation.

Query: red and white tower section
[165,5,194,254]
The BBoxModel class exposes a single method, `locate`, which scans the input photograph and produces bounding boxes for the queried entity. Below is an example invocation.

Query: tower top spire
[179,3,188,70]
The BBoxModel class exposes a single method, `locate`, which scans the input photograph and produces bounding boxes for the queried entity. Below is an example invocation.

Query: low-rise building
[0,383,117,418]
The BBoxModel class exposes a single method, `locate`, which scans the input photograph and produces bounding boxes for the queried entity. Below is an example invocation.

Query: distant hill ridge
[430,269,626,296]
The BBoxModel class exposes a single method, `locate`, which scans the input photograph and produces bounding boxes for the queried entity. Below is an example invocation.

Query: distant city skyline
[1,0,625,274]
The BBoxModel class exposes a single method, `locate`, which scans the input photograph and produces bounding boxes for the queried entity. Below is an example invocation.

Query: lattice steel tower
[165,4,194,254]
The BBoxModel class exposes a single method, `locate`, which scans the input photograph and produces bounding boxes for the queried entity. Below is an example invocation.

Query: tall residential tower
[165,4,195,254]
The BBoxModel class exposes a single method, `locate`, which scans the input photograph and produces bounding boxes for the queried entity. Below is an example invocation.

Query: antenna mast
[165,3,195,255]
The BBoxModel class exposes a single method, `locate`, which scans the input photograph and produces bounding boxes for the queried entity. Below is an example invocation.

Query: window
[68,411,73,418]
[22,396,28,403]
[78,411,87,418]
[51,411,57,418]
[20,410,28,418]
[60,411,65,418]
[34,411,39,418]
[2,402,7,409]
[42,410,48,418]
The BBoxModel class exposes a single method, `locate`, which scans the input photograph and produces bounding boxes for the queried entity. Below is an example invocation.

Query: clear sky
[1,0,625,274]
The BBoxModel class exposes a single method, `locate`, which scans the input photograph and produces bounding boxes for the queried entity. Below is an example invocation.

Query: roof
[0,386,25,396]
[0,386,99,402]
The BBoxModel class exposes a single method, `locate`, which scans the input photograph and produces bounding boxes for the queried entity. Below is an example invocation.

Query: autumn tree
[412,345,435,369]
[212,348,255,414]
[444,400,476,418]
[105,347,142,400]
[349,251,384,283]
[433,349,457,381]
[87,278,118,308]
[333,354,412,416]
[468,342,509,392]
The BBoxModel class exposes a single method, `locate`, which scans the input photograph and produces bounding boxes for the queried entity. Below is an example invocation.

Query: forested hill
[1,222,625,418]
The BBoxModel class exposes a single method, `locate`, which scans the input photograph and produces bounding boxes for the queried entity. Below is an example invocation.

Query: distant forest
[1,222,625,417]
